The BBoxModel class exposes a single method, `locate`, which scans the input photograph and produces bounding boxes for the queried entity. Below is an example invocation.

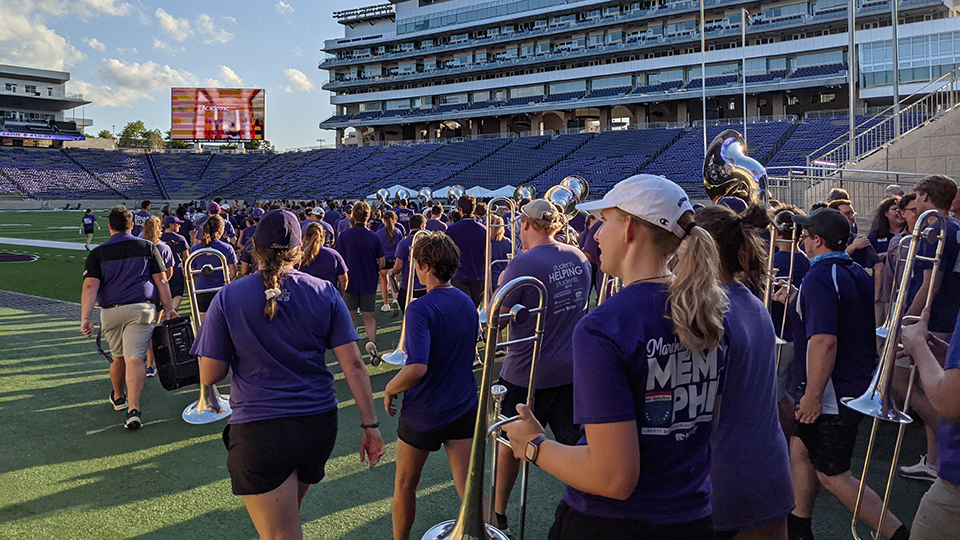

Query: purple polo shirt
[445,218,487,281]
[300,247,348,289]
[336,225,385,295]
[190,270,360,424]
[426,218,447,232]
[83,232,165,307]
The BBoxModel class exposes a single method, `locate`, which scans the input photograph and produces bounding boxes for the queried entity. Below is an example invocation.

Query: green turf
[0,209,113,245]
[0,243,87,303]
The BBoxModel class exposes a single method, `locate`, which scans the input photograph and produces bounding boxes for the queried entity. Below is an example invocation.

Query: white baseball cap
[576,174,694,239]
[312,206,325,217]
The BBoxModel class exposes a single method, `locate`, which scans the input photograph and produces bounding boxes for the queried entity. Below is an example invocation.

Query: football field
[0,209,933,539]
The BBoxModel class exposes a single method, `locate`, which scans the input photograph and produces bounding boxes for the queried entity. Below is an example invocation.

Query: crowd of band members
[79,173,960,540]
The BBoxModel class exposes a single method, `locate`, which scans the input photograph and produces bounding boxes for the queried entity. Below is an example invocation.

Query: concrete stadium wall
[855,106,960,178]
[0,199,193,211]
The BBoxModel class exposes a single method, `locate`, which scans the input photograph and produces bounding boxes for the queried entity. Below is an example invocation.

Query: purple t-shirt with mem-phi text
[937,313,960,486]
[395,234,425,291]
[563,282,723,524]
[131,210,152,237]
[400,286,479,432]
[710,283,794,531]
[188,240,238,291]
[498,243,590,389]
[190,270,360,424]
[300,247,348,289]
[336,225,385,295]
[446,218,487,281]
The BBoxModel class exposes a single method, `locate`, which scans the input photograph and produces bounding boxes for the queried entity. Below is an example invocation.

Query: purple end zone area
[0,253,39,263]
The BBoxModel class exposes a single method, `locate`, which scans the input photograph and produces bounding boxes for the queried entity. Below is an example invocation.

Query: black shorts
[169,273,185,298]
[452,278,484,307]
[385,256,397,269]
[498,378,581,445]
[548,500,712,540]
[398,288,427,311]
[343,292,376,312]
[222,410,338,495]
[397,406,477,452]
[195,291,216,313]
[795,406,864,477]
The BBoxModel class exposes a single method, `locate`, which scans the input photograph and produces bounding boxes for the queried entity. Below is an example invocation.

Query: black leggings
[548,500,712,540]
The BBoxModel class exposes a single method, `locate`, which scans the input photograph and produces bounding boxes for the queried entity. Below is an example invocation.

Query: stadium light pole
[742,8,749,146]
[848,0,856,162]
[701,0,707,154]
[892,0,900,137]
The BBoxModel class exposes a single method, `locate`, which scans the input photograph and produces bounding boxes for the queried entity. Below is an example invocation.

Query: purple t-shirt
[336,226,385,295]
[393,207,415,229]
[798,254,876,412]
[189,240,238,291]
[563,282,722,523]
[84,232,164,307]
[490,238,512,289]
[938,314,960,486]
[155,241,174,271]
[915,216,960,333]
[300,247,348,289]
[395,234,425,291]
[401,287,479,432]
[498,243,590,389]
[711,283,794,531]
[336,216,352,235]
[772,247,810,342]
[446,218,487,281]
[82,214,97,232]
[377,226,404,258]
[190,270,360,424]
[324,209,341,227]
[196,214,236,241]
[301,219,336,247]
[132,210,151,237]
[426,218,447,232]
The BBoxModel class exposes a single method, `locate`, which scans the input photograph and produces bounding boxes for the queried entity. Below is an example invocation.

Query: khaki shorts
[100,303,157,359]
[912,478,960,540]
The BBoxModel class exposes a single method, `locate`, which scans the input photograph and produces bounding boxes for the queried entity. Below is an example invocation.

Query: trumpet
[422,276,548,540]
[182,248,232,424]
[843,209,948,540]
[367,230,432,367]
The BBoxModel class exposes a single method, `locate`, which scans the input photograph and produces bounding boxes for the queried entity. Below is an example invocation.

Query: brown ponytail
[384,211,397,243]
[695,204,771,295]
[300,222,324,267]
[252,242,302,320]
[202,214,224,246]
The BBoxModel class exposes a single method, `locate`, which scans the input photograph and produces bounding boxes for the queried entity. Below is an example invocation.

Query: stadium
[1,0,960,538]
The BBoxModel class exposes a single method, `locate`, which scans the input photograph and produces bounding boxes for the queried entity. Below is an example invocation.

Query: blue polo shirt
[83,232,165,307]
[446,218,487,281]
[915,215,960,333]
[938,314,960,486]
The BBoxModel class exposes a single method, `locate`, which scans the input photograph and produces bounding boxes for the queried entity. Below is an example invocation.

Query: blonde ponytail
[202,214,223,247]
[252,242,302,320]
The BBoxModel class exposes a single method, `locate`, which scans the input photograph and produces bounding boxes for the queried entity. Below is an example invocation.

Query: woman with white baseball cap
[503,174,726,539]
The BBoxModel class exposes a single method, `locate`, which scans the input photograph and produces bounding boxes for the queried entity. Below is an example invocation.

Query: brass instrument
[395,188,412,203]
[597,275,622,305]
[367,230,432,367]
[422,276,548,540]
[448,185,466,205]
[876,235,914,339]
[843,209,948,539]
[182,248,232,424]
[376,188,390,204]
[773,209,797,360]
[513,184,536,201]
[560,175,589,202]
[418,187,433,207]
[479,198,519,327]
[545,177,590,246]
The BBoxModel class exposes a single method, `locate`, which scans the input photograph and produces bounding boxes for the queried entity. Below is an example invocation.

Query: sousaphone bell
[702,130,767,204]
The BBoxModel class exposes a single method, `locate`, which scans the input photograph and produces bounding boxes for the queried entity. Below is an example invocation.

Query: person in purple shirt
[784,208,910,540]
[323,202,341,229]
[189,215,238,314]
[391,215,427,310]
[377,211,404,312]
[80,206,178,430]
[335,201,385,347]
[502,175,725,539]
[161,215,189,309]
[81,208,100,250]
[131,200,152,237]
[696,204,794,538]
[195,202,236,246]
[392,199,415,231]
[902,306,960,540]
[486,214,512,291]
[426,205,447,232]
[445,195,487,307]
[579,215,603,299]
[141,216,176,378]
[299,222,348,291]
[383,232,479,540]
[492,199,590,535]
[335,205,354,237]
[190,210,383,540]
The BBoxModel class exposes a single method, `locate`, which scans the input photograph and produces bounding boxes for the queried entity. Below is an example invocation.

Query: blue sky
[0,0,368,150]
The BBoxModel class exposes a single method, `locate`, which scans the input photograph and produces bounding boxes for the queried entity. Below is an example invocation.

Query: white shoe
[380,303,392,312]
[898,455,937,482]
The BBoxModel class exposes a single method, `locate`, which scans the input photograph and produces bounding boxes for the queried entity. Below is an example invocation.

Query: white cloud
[84,37,106,52]
[223,15,237,24]
[155,8,192,41]
[283,68,315,93]
[92,58,199,93]
[72,0,133,17]
[70,79,149,108]
[218,66,244,87]
[202,78,223,88]
[196,13,234,44]
[115,46,137,55]
[152,38,184,56]
[0,1,86,70]
[292,46,302,57]
[275,1,294,14]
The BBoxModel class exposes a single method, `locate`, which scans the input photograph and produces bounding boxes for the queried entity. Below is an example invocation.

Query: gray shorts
[342,292,375,313]
[100,302,156,359]
[777,342,798,400]
[912,477,960,540]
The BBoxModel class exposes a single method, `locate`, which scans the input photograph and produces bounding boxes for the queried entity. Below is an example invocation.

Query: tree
[244,139,275,151]
[144,129,165,151]
[118,120,146,148]
[96,129,113,139]
[164,129,190,150]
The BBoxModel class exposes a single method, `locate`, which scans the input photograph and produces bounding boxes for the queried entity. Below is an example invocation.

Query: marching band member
[378,211,404,312]
[426,205,447,231]
[188,214,238,314]
[486,214,512,293]
[696,204,794,540]
[446,195,487,307]
[335,201,385,348]
[160,214,189,312]
[492,199,591,536]
[299,222,348,291]
[191,210,383,540]
[141,216,175,379]
[392,214,427,310]
[785,208,909,540]
[384,233,479,540]
[503,175,724,539]
[131,200,151,237]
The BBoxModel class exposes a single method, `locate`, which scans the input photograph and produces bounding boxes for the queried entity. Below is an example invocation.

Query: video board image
[171,88,265,140]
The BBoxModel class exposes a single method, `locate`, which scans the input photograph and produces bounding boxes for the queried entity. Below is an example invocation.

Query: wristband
[360,422,380,430]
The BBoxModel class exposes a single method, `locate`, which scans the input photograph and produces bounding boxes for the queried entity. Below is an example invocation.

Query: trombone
[479,198,519,329]
[368,230,431,367]
[842,209,948,540]
[772,209,798,365]
[876,235,914,339]
[182,248,232,425]
[421,275,547,540]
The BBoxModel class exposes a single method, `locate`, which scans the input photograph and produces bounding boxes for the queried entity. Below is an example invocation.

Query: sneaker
[125,409,142,430]
[145,366,157,378]
[380,303,393,312]
[899,455,937,482]
[495,513,512,538]
[109,392,127,411]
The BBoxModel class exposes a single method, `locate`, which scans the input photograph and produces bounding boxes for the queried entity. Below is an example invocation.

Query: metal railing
[808,65,960,168]
[767,165,928,213]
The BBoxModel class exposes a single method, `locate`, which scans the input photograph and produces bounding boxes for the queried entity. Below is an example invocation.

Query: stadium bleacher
[65,149,161,199]
[0,148,118,199]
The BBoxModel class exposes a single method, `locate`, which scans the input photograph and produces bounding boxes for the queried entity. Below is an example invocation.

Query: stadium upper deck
[319,0,960,145]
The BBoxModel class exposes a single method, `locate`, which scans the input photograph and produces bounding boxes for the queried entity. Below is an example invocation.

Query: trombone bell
[182,384,232,424]
[842,391,913,425]
[421,520,510,540]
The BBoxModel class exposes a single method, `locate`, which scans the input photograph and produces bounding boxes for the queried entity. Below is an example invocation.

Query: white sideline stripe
[0,237,96,251]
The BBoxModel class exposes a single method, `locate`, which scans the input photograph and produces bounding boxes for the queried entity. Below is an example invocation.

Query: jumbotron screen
[171,88,265,141]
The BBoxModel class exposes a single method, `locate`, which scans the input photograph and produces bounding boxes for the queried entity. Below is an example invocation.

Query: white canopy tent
[465,186,493,197]
[366,184,416,200]
[485,185,516,199]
